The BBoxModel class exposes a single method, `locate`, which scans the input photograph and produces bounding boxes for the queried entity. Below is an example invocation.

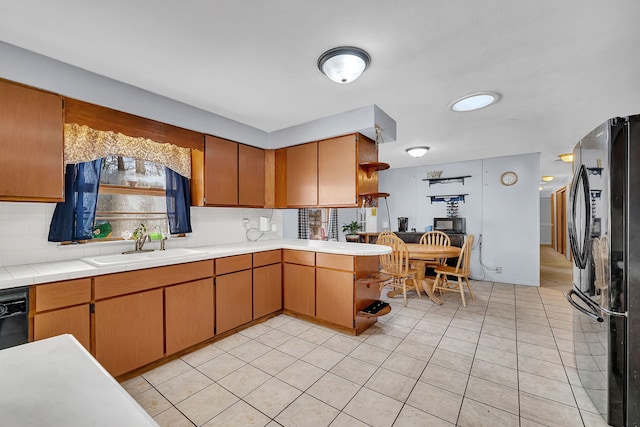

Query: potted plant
[342,221,362,242]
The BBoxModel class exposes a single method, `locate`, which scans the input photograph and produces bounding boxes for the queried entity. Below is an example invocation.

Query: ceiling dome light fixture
[542,175,555,182]
[559,153,574,162]
[406,146,430,158]
[317,46,371,84]
[449,91,501,112]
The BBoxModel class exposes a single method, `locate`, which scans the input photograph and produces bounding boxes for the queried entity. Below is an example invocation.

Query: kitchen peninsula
[4,239,390,379]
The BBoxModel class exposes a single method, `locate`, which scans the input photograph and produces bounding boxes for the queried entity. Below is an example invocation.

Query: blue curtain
[165,167,192,234]
[48,158,103,242]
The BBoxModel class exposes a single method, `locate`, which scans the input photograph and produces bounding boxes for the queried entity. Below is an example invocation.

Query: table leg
[412,260,442,305]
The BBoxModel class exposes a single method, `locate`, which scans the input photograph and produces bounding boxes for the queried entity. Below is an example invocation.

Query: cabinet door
[253,263,282,319]
[0,80,63,201]
[239,144,265,207]
[165,278,215,355]
[283,263,315,317]
[216,270,252,334]
[33,304,91,351]
[318,135,357,206]
[286,142,317,206]
[316,268,354,328]
[94,289,164,377]
[205,135,238,205]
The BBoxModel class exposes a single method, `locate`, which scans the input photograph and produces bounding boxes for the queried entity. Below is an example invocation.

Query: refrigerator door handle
[566,289,604,322]
[567,165,591,269]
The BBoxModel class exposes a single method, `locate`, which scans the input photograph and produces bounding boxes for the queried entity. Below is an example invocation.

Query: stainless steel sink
[81,248,203,267]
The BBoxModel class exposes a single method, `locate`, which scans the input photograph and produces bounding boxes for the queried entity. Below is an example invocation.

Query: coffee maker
[398,217,408,232]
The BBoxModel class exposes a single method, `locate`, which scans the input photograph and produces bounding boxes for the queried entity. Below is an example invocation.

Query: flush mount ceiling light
[317,46,370,84]
[406,146,430,158]
[449,91,501,112]
[542,175,555,182]
[559,153,574,162]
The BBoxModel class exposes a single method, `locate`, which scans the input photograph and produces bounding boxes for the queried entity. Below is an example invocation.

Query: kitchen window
[48,123,192,243]
[94,156,169,240]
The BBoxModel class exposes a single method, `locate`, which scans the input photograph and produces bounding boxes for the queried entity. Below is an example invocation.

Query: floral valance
[64,123,191,178]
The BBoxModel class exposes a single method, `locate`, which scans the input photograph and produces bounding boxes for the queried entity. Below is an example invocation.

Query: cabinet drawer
[253,250,281,267]
[216,254,252,275]
[34,278,91,312]
[283,250,315,266]
[316,253,354,271]
[94,260,214,300]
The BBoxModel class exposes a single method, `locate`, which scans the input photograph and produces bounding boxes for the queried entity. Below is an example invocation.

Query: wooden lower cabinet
[94,289,164,377]
[32,278,91,351]
[316,268,354,329]
[165,278,215,355]
[33,304,91,350]
[283,263,315,317]
[253,263,282,319]
[216,270,253,334]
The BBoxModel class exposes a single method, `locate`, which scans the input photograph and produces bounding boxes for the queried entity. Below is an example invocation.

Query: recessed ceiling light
[558,153,574,162]
[406,146,430,158]
[542,176,554,182]
[449,91,501,112]
[317,46,371,84]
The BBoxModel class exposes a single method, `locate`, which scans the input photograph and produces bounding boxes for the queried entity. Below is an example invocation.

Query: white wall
[379,153,540,286]
[0,42,267,146]
[0,202,282,267]
[540,197,552,245]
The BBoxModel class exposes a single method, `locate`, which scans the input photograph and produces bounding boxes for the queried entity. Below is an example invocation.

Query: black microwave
[433,217,466,233]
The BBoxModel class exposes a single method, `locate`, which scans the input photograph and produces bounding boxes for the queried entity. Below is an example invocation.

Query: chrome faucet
[134,228,149,251]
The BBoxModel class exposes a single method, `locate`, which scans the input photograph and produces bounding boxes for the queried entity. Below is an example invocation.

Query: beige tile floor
[123,281,610,427]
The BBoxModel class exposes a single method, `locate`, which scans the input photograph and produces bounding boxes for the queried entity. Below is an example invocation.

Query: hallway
[540,245,573,291]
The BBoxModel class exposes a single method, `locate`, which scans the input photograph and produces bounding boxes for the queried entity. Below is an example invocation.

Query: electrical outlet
[242,218,249,228]
[496,266,502,273]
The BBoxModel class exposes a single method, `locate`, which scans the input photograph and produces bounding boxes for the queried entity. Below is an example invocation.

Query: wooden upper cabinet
[318,134,357,206]
[286,142,318,207]
[205,135,238,206]
[239,143,265,207]
[0,79,63,201]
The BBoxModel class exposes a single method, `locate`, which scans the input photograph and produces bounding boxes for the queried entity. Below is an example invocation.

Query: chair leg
[411,277,422,299]
[402,279,408,307]
[458,277,466,307]
[464,278,475,301]
[433,273,441,295]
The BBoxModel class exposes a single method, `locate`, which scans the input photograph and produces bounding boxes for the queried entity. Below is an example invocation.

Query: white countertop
[0,239,390,290]
[0,334,158,426]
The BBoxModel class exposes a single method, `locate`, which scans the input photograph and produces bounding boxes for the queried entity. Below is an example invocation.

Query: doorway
[554,187,567,256]
[540,186,572,290]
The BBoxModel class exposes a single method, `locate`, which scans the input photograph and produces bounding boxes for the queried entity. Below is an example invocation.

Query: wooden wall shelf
[359,162,390,178]
[359,192,390,198]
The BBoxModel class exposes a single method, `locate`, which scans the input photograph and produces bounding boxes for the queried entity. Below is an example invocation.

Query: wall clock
[500,171,518,186]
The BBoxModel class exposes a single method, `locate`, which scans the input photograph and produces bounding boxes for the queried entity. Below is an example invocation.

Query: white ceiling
[2,1,640,192]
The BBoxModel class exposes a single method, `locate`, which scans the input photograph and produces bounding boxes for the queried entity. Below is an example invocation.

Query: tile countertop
[0,239,390,290]
[0,334,158,427]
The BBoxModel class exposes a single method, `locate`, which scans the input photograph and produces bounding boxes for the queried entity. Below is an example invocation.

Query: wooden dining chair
[419,231,451,269]
[432,234,475,307]
[377,233,421,306]
[371,230,396,244]
[593,235,609,306]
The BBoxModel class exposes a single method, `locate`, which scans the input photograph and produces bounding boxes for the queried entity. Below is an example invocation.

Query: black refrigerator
[566,115,640,426]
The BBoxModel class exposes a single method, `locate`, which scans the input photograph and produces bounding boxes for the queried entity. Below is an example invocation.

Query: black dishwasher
[0,287,29,350]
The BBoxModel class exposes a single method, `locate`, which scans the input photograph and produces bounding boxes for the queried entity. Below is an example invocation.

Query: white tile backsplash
[0,202,283,267]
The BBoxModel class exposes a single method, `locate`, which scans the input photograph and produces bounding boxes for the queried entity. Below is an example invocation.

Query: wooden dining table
[397,243,461,305]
